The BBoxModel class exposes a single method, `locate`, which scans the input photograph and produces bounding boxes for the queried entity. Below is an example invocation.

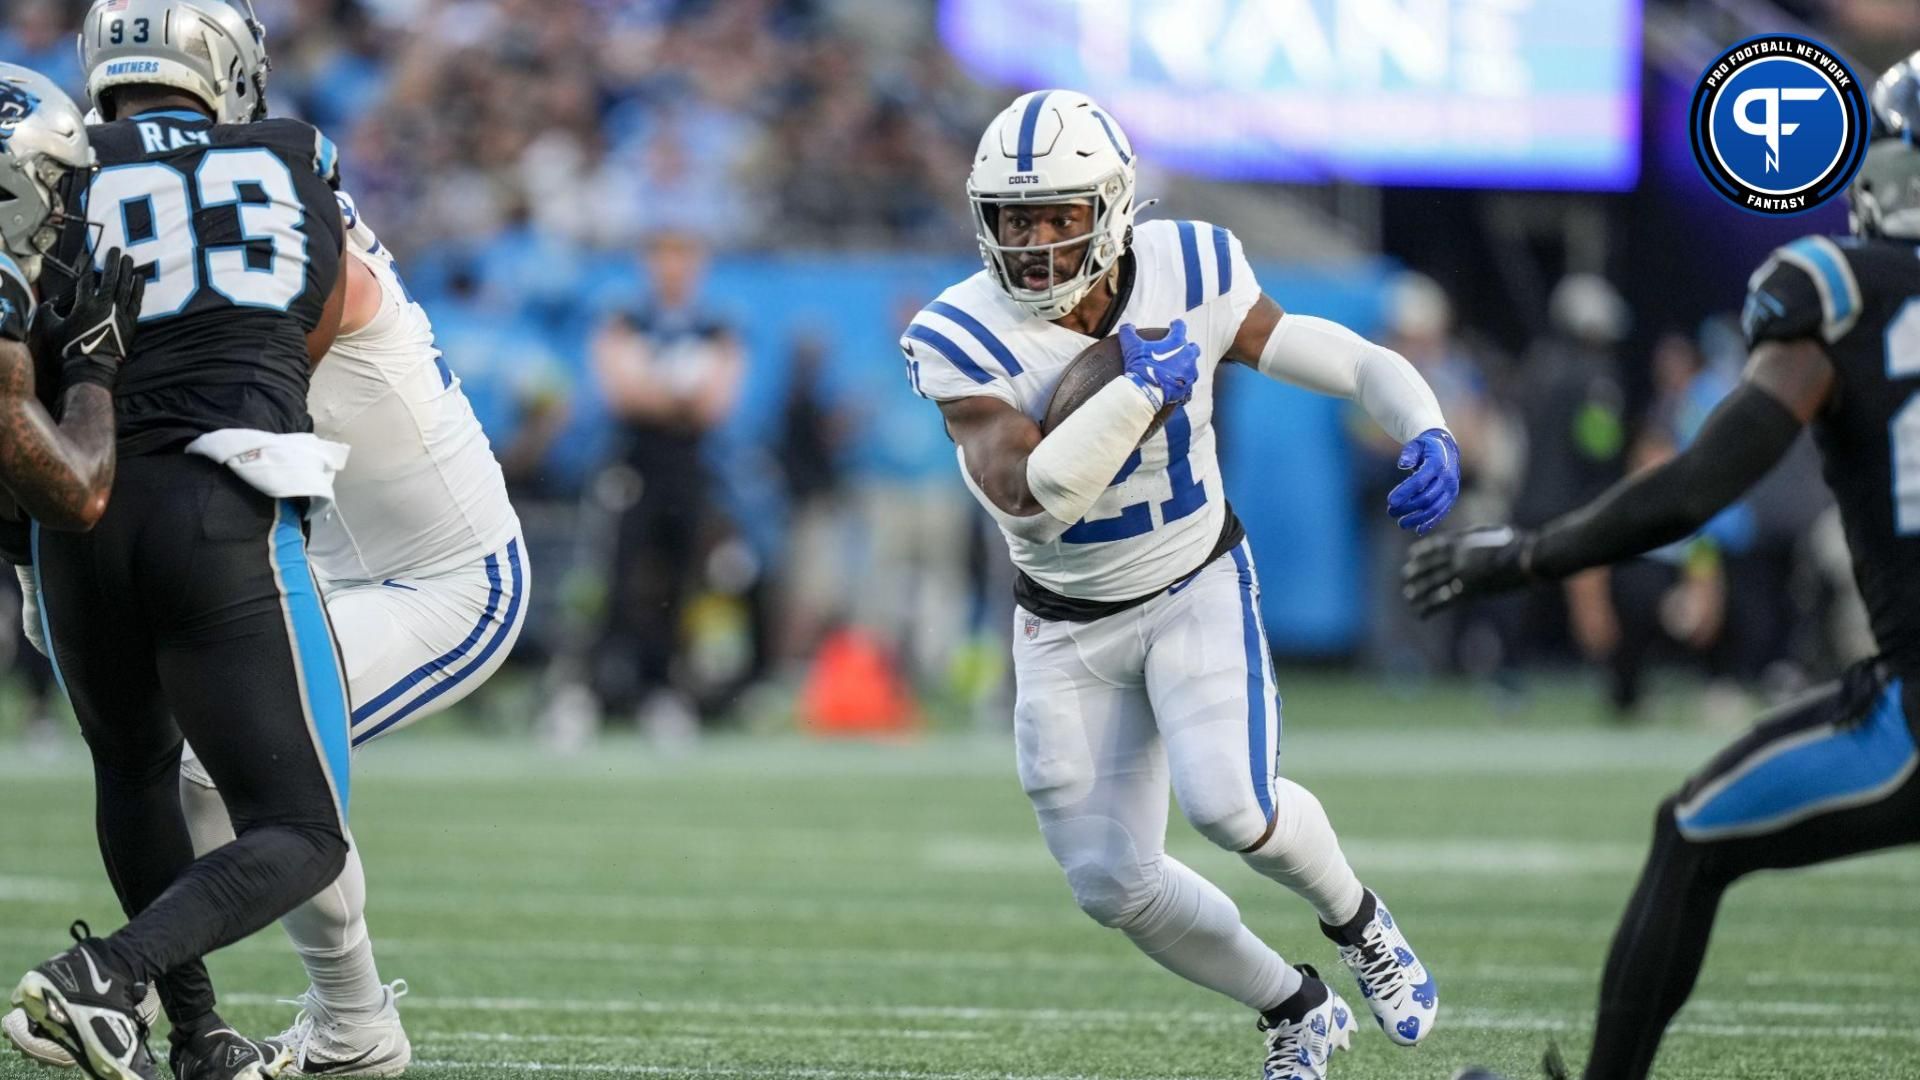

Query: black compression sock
[1261,969,1329,1027]
[1320,887,1376,944]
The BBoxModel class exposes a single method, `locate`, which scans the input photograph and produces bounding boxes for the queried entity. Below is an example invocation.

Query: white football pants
[1014,539,1365,1012]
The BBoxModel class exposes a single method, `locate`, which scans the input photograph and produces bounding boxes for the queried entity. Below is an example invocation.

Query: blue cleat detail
[1411,973,1437,1009]
[1397,1016,1422,1042]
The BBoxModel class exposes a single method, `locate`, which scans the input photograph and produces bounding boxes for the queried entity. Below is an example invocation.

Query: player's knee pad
[1182,790,1274,853]
[1040,814,1164,928]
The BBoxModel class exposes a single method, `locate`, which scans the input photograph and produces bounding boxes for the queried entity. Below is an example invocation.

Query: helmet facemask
[969,169,1132,322]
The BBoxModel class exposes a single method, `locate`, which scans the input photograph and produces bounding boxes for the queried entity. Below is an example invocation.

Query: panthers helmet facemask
[0,65,93,282]
[79,0,271,125]
[1850,52,1920,241]
[968,90,1138,322]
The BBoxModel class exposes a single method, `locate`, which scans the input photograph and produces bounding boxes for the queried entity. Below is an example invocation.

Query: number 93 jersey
[1743,234,1920,672]
[52,110,346,455]
[904,219,1258,603]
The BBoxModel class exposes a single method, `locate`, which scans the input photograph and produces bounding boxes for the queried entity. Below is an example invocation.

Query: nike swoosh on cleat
[299,1045,382,1074]
[79,949,113,996]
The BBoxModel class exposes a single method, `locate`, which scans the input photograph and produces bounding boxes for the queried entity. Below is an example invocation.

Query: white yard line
[221,993,1920,1040]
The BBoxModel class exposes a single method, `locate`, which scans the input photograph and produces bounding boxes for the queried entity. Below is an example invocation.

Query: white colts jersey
[307,198,520,583]
[905,219,1260,601]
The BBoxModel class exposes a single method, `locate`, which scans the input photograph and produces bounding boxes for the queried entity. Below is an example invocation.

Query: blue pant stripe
[352,552,503,723]
[1677,679,1917,838]
[353,539,524,746]
[270,501,353,816]
[1229,542,1276,820]
[28,522,67,698]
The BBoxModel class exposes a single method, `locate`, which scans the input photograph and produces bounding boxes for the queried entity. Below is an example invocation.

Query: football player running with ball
[1422,55,1920,1080]
[903,91,1459,1079]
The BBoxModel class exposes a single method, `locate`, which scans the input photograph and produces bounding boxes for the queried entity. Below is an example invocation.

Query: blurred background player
[1413,54,1920,1080]
[581,229,740,736]
[10,2,355,1077]
[904,91,1458,1079]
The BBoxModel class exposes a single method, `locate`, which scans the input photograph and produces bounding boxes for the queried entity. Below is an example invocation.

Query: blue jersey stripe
[355,540,526,745]
[1211,225,1232,296]
[1016,92,1053,171]
[1090,111,1130,164]
[905,323,994,384]
[1678,679,1916,838]
[351,552,504,725]
[1786,237,1857,326]
[1230,542,1277,821]
[926,301,1023,377]
[1177,221,1203,310]
[270,501,353,816]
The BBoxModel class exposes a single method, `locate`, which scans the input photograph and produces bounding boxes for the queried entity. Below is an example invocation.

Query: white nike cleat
[276,981,411,1077]
[5,984,158,1068]
[1322,889,1437,1046]
[1258,966,1355,1080]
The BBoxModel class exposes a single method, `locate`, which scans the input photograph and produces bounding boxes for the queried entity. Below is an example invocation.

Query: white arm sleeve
[1256,313,1447,444]
[1025,377,1160,525]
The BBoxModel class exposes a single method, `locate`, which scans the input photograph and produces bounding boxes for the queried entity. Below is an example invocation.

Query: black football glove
[1402,525,1539,617]
[29,247,145,392]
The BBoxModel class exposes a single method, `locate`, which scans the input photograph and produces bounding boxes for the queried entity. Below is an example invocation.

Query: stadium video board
[939,0,1643,190]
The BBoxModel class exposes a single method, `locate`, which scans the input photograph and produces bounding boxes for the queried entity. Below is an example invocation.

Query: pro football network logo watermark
[1689,35,1868,215]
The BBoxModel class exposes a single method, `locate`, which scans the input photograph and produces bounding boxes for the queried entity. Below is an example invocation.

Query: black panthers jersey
[51,110,344,456]
[1744,235,1920,674]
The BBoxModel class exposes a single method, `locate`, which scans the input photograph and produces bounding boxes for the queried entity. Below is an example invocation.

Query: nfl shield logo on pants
[1023,614,1041,641]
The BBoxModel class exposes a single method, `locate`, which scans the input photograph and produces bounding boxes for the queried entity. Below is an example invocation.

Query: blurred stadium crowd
[1,0,1912,741]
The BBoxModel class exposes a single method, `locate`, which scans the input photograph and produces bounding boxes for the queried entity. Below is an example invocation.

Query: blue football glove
[1387,428,1460,535]
[1119,320,1200,410]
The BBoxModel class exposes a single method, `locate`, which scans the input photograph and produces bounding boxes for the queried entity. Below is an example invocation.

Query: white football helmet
[0,65,92,281]
[78,0,271,124]
[968,90,1138,321]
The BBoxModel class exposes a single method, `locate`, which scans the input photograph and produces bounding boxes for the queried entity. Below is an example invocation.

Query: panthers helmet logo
[0,83,40,152]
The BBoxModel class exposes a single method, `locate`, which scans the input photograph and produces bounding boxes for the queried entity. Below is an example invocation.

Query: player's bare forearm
[1225,294,1285,367]
[0,344,114,531]
[1530,341,1832,578]
[938,395,1045,517]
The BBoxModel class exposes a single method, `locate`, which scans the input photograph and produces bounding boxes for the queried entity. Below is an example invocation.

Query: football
[1040,327,1177,439]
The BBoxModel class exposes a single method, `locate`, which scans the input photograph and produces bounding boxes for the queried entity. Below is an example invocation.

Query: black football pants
[35,453,351,1031]
[1583,660,1920,1079]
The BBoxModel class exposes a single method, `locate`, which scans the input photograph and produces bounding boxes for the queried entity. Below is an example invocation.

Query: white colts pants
[1015,540,1364,1010]
[1017,541,1283,887]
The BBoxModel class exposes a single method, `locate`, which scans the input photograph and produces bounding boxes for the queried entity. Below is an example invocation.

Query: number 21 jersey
[55,109,345,455]
[903,219,1258,604]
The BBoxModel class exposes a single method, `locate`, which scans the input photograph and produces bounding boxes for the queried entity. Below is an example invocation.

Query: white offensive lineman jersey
[905,218,1259,601]
[306,194,520,583]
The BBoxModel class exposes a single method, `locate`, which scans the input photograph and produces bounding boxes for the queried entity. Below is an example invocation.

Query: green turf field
[1,676,1914,1079]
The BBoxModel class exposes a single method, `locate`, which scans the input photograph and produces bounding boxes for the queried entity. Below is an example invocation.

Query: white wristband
[1025,377,1160,526]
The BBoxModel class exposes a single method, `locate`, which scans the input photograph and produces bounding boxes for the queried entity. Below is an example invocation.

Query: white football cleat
[5,983,158,1069]
[276,981,411,1077]
[1258,967,1355,1080]
[1322,889,1437,1046]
